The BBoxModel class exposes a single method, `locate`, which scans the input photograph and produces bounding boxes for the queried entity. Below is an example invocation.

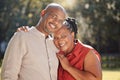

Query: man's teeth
[50,24,55,29]
[60,43,65,47]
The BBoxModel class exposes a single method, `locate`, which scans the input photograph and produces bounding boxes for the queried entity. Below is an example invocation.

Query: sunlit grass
[0,68,120,80]
[103,70,120,80]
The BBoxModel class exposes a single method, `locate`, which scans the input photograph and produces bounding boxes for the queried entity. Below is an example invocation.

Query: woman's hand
[56,53,71,71]
[17,26,29,32]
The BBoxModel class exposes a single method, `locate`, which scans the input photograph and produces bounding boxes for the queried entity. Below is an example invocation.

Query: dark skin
[54,26,102,80]
[17,3,67,37]
[17,25,102,80]
[36,6,66,37]
[17,5,102,79]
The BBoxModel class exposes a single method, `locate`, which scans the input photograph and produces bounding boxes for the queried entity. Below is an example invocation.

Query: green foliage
[68,0,120,53]
[0,0,53,42]
[102,54,120,69]
[0,0,120,53]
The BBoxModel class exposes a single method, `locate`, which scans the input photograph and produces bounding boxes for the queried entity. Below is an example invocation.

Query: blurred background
[0,0,120,80]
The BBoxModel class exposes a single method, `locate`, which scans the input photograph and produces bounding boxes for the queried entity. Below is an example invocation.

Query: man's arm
[57,50,102,80]
[1,32,27,80]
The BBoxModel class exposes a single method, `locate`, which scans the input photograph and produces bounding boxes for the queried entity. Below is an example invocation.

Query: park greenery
[0,0,120,68]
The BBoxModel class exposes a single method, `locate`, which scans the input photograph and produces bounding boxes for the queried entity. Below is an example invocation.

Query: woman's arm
[56,50,102,80]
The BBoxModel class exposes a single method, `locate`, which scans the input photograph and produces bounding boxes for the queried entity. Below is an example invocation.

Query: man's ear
[41,9,46,16]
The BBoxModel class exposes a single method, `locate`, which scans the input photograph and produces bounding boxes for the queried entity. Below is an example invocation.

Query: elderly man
[1,3,67,80]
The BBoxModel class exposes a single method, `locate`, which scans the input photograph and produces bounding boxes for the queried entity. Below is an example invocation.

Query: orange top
[58,40,101,80]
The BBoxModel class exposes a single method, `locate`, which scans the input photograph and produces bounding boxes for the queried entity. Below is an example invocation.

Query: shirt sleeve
[1,32,27,80]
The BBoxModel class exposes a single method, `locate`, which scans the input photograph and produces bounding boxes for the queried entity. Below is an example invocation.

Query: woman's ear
[41,9,46,16]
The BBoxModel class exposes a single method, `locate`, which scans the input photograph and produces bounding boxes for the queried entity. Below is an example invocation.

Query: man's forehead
[48,7,64,13]
[45,3,65,12]
[51,12,65,19]
[45,3,62,9]
[46,7,67,17]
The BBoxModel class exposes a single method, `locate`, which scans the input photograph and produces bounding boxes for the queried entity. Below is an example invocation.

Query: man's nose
[53,18,60,25]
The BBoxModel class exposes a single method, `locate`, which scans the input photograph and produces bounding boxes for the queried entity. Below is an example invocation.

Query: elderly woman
[53,18,102,80]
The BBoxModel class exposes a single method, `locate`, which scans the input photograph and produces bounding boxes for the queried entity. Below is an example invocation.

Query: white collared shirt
[1,27,59,80]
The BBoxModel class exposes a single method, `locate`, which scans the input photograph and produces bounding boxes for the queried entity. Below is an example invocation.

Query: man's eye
[52,15,57,19]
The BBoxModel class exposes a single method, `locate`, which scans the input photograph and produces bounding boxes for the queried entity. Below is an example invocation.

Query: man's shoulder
[14,27,35,37]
